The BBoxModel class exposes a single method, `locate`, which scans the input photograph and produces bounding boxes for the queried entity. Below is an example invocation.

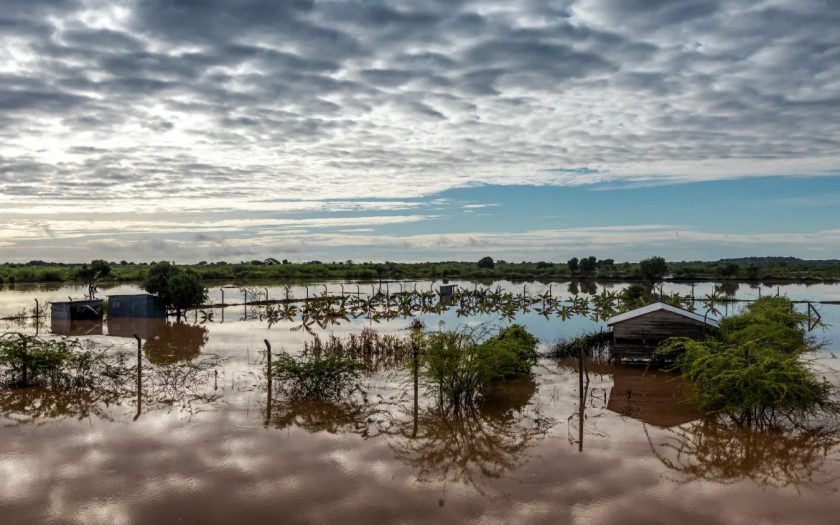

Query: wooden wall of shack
[611,310,713,362]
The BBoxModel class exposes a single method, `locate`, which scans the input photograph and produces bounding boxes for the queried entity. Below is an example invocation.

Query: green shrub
[483,325,539,378]
[719,297,811,353]
[420,325,538,407]
[0,333,124,390]
[143,262,208,318]
[657,297,836,427]
[39,270,64,282]
[270,351,365,401]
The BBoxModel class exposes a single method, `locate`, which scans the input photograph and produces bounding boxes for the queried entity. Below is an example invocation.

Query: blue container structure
[50,299,103,321]
[107,294,167,319]
[439,284,457,298]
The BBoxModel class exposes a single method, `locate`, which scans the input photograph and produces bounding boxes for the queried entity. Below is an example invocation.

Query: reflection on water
[4,281,840,523]
[267,398,375,435]
[107,318,209,364]
[603,365,700,428]
[0,387,119,425]
[50,319,103,336]
[265,371,553,494]
[141,322,209,364]
[650,420,840,488]
[387,377,553,493]
[0,351,222,426]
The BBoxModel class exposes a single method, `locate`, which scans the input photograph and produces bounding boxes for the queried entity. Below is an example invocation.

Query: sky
[1,0,839,263]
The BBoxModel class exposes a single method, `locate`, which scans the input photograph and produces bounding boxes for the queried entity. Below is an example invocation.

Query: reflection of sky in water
[2,281,840,523]
[2,280,838,355]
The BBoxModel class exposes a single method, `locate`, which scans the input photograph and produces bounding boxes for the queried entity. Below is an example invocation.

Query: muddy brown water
[2,282,840,524]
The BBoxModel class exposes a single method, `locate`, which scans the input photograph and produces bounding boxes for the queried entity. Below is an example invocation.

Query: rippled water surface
[1,281,840,524]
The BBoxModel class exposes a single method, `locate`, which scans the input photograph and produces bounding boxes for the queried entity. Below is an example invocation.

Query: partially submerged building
[107,294,167,319]
[50,299,103,321]
[439,284,457,298]
[606,302,719,362]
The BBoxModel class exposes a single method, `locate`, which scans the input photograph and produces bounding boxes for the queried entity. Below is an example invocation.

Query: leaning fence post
[578,341,585,400]
[34,299,40,336]
[21,339,28,387]
[134,334,142,420]
[264,339,272,382]
[265,339,272,424]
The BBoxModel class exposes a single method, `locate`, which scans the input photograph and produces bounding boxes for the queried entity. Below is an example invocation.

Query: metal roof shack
[439,284,457,297]
[606,302,719,362]
[50,299,103,321]
[108,294,167,319]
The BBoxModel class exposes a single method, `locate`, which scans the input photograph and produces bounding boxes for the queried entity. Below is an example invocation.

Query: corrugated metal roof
[606,302,720,328]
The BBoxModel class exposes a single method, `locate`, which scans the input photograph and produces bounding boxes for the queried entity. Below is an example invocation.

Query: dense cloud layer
[1,0,839,260]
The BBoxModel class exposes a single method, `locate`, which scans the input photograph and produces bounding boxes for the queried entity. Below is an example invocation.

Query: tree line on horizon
[2,256,840,285]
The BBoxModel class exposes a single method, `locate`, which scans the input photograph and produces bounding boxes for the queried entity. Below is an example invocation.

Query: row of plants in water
[2,295,835,432]
[269,324,538,408]
[267,297,837,430]
[249,282,739,333]
[0,331,221,423]
[3,298,840,491]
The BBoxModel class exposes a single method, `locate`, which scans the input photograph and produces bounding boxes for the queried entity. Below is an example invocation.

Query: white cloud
[1,1,839,260]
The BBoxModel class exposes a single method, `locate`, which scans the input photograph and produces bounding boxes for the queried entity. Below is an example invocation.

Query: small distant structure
[50,299,103,321]
[439,284,457,299]
[606,302,719,362]
[107,294,167,319]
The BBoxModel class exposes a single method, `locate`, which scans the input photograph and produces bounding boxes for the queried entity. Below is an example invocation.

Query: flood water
[2,280,840,524]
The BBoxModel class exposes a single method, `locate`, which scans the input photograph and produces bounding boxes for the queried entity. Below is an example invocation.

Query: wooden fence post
[134,335,142,420]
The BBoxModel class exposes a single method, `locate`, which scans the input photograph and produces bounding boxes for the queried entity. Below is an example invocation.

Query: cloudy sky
[1,0,839,263]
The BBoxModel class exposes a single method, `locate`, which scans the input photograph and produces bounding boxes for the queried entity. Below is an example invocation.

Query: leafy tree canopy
[142,262,207,318]
[477,256,495,269]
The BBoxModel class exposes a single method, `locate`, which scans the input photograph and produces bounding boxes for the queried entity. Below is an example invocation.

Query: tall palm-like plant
[702,290,722,332]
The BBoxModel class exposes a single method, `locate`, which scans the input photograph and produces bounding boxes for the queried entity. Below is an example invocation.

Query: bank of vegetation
[268,324,540,410]
[657,297,839,428]
[3,256,840,285]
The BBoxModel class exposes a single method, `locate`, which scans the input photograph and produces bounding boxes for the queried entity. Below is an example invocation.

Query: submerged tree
[420,325,538,408]
[142,262,208,319]
[657,297,837,428]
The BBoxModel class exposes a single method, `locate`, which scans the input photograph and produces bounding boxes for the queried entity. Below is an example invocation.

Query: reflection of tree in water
[263,374,553,494]
[0,353,222,425]
[138,355,222,418]
[143,322,209,364]
[266,397,378,436]
[387,376,554,493]
[647,420,840,488]
[0,387,121,425]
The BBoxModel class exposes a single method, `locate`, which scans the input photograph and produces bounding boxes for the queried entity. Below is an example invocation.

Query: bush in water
[420,325,538,408]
